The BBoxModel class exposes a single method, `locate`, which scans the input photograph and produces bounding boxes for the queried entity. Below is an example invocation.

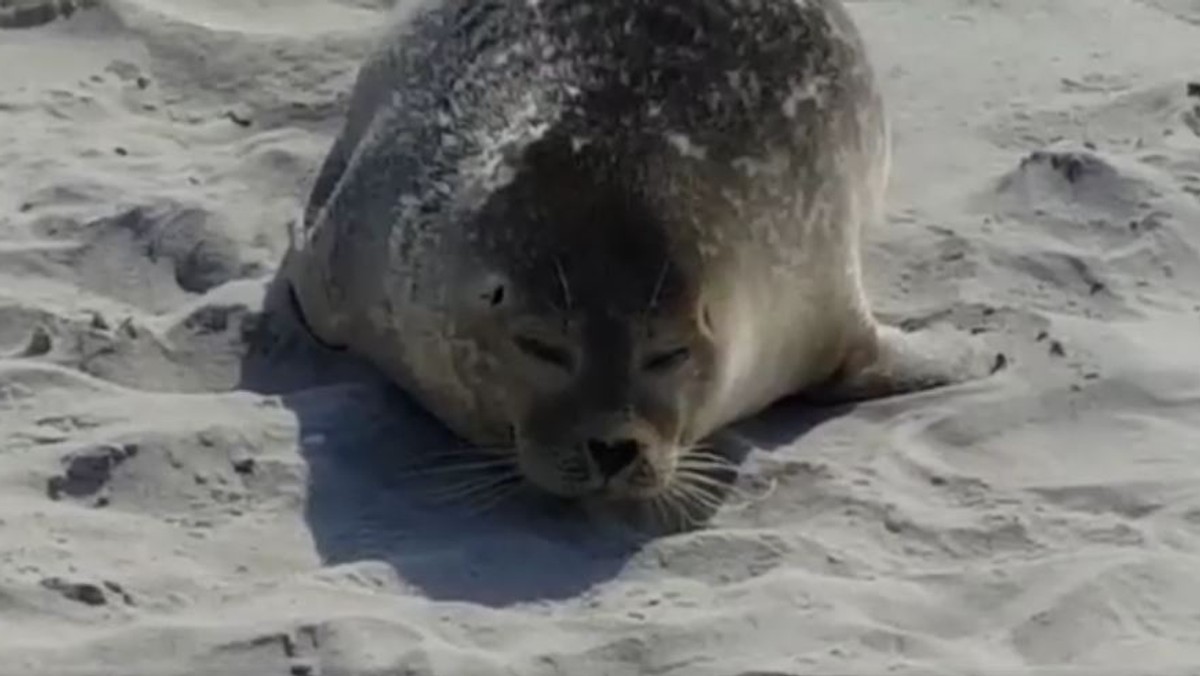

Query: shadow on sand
[234,271,848,608]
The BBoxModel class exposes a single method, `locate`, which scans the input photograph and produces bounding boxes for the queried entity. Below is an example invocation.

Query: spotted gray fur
[284,0,976,507]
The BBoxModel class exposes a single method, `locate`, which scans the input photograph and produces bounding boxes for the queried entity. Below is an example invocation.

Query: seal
[284,0,980,508]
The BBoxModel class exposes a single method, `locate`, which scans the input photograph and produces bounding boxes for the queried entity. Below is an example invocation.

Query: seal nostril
[586,438,641,479]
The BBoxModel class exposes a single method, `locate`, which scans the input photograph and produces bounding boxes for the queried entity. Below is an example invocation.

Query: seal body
[286,0,959,502]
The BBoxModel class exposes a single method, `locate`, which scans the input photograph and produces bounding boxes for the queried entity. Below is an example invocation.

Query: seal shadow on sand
[233,269,853,608]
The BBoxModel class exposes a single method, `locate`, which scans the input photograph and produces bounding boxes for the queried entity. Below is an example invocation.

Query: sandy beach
[3,0,1200,674]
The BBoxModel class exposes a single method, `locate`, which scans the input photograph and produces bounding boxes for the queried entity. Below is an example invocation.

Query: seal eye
[643,346,691,373]
[513,335,573,371]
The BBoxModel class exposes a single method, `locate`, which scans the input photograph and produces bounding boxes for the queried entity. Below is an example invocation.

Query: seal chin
[514,445,598,499]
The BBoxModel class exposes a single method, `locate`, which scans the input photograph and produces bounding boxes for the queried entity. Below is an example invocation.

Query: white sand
[3,1,1200,674]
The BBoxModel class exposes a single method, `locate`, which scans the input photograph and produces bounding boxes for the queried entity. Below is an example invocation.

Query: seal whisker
[680,465,732,476]
[673,469,755,508]
[460,477,525,515]
[423,471,523,505]
[675,494,722,527]
[405,448,516,467]
[395,459,518,479]
[674,458,737,473]
[400,448,515,468]
[655,495,689,533]
[424,467,520,489]
[553,257,573,313]
[674,454,735,471]
[673,455,739,478]
[677,449,733,462]
[673,468,735,491]
[673,468,733,481]
[670,470,730,510]
[676,446,732,463]
[673,479,725,513]
[720,477,781,515]
[421,446,515,457]
[674,492,712,529]
[663,482,711,529]
[653,490,687,531]
[677,445,726,457]
[648,494,672,531]
[643,258,670,318]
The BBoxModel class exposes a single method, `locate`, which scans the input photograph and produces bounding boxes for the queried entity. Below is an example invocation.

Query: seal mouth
[513,435,677,501]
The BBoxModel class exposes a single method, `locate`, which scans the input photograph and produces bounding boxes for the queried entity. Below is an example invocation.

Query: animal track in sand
[0,0,98,29]
[991,149,1153,234]
[46,441,139,506]
[26,199,254,312]
[986,79,1200,152]
[1184,80,1200,139]
[1133,0,1200,26]
[38,425,288,527]
[977,146,1200,316]
[0,0,388,32]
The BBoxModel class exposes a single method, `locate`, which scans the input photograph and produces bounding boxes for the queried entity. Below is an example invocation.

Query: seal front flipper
[813,323,990,404]
[286,279,347,352]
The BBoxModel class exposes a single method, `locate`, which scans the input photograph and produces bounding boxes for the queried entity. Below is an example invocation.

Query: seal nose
[586,437,642,480]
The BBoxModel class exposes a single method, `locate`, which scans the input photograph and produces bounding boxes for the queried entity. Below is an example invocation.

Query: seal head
[456,134,729,499]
